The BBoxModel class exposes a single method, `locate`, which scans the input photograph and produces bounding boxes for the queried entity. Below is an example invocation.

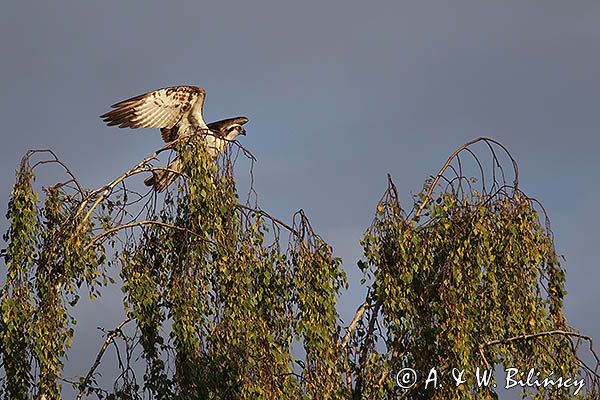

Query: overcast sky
[1,1,598,397]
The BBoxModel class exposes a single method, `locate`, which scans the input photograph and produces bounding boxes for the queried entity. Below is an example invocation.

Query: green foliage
[1,168,38,399]
[0,138,597,399]
[357,181,585,399]
[0,158,106,400]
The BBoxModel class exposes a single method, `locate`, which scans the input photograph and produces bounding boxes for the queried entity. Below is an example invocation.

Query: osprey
[100,85,248,191]
[144,116,248,191]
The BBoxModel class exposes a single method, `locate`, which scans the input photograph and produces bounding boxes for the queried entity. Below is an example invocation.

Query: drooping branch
[237,204,315,250]
[76,318,132,400]
[84,220,214,251]
[412,137,519,221]
[78,144,166,222]
[20,149,85,198]
[479,329,600,379]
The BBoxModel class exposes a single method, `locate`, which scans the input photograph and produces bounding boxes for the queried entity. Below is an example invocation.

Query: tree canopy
[0,136,598,399]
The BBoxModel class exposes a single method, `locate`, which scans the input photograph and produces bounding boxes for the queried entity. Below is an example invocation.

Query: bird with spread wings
[100,85,248,191]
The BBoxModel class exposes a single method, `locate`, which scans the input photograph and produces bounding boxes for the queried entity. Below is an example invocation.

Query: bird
[100,85,248,191]
[144,116,248,191]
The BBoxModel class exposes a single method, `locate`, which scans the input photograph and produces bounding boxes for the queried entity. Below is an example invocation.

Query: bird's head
[208,116,249,140]
[228,123,246,138]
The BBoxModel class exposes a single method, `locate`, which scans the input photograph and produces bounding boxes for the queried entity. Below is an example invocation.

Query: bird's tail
[144,158,181,192]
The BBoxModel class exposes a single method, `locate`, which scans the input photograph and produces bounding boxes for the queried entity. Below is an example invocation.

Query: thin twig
[84,220,211,251]
[483,330,599,364]
[413,137,518,222]
[76,318,132,400]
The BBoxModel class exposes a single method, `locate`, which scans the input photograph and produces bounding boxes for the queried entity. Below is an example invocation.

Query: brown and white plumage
[101,86,249,192]
[143,116,249,192]
[100,85,209,138]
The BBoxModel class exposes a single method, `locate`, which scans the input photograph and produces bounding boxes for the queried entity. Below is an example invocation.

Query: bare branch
[76,319,132,400]
[413,137,519,221]
[84,219,216,251]
[341,300,370,348]
[480,329,600,381]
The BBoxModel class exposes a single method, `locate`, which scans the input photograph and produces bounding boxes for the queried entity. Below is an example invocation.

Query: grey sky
[1,1,598,397]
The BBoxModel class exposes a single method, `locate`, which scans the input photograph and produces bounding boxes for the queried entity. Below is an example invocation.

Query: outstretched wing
[207,116,249,137]
[100,86,205,130]
[160,116,250,143]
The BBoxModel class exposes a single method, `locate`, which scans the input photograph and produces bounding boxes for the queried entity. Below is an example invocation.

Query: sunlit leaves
[0,161,109,399]
[110,137,347,399]
[357,180,588,399]
[2,138,595,400]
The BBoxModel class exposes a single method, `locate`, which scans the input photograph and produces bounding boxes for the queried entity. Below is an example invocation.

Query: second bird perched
[100,85,248,191]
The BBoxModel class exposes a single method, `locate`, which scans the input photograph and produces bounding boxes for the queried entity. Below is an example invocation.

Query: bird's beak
[240,128,246,136]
